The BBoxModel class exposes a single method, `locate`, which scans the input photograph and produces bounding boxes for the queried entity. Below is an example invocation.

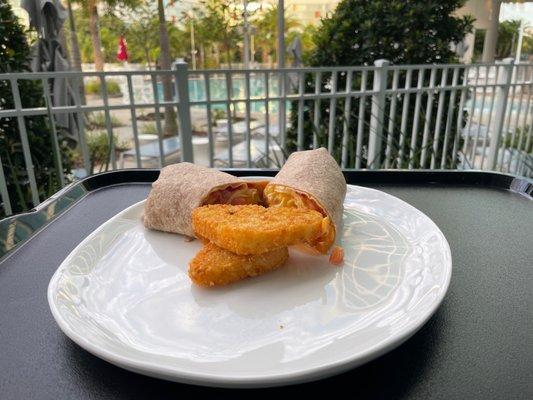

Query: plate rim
[47,184,452,388]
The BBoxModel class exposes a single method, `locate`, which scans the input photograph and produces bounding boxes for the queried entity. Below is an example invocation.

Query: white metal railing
[0,59,532,216]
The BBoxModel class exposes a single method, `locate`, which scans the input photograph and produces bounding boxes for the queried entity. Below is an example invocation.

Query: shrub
[504,125,532,154]
[85,78,122,96]
[287,0,474,169]
[141,122,159,136]
[81,131,129,175]
[86,112,124,130]
[0,0,72,216]
[212,108,226,121]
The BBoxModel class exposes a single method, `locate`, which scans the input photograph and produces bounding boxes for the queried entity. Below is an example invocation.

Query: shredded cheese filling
[203,184,260,206]
[264,185,335,253]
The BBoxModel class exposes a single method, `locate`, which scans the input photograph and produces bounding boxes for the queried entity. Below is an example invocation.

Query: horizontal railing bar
[190,91,380,104]
[0,67,373,81]
[1,76,529,90]
[188,77,533,86]
[0,101,182,118]
[195,82,532,101]
[2,62,530,81]
[388,62,532,69]
[386,82,533,95]
[0,70,178,79]
[2,82,531,118]
[190,66,378,74]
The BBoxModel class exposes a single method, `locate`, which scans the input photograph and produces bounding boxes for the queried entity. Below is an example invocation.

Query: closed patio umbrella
[21,0,78,142]
[287,36,302,67]
[287,36,302,91]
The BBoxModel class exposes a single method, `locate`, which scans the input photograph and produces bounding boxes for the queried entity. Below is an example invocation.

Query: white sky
[501,2,533,26]
[9,0,533,33]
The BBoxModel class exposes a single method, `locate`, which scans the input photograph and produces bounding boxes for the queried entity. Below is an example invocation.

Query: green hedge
[85,79,122,96]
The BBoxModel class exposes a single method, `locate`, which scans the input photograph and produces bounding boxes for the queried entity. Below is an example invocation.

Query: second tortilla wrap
[264,148,346,252]
[143,162,264,237]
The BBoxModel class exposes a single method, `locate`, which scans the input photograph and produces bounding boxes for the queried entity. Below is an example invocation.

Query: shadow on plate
[190,251,339,318]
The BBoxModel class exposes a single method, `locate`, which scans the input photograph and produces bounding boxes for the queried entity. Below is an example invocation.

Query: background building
[456,0,533,63]
[281,0,340,26]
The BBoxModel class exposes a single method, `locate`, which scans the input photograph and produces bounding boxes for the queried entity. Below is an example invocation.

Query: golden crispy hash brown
[192,204,325,255]
[189,242,288,287]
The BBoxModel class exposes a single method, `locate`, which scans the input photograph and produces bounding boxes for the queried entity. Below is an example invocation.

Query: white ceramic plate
[48,183,451,388]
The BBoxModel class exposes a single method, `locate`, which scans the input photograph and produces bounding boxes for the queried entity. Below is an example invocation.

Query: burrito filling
[203,184,261,206]
[263,184,335,253]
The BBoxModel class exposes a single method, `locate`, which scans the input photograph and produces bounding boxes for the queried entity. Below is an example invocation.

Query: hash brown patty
[189,242,288,286]
[192,204,324,255]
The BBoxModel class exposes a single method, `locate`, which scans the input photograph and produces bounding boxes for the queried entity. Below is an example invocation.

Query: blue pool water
[157,75,287,114]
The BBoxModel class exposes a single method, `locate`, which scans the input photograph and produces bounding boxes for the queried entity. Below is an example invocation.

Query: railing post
[173,60,194,163]
[487,58,513,170]
[278,70,286,154]
[72,76,91,175]
[10,78,40,207]
[367,59,389,169]
[0,155,12,216]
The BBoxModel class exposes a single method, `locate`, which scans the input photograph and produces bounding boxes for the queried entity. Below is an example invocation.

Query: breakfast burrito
[143,162,265,237]
[264,148,346,254]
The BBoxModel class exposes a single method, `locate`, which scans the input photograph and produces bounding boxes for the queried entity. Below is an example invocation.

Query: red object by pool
[116,36,128,62]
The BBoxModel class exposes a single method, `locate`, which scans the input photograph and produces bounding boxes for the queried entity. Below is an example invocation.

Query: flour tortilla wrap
[265,148,346,249]
[143,163,262,237]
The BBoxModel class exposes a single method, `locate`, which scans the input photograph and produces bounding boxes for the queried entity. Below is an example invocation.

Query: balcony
[1,59,532,218]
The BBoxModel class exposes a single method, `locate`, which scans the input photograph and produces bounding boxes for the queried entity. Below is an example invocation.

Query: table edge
[0,169,531,262]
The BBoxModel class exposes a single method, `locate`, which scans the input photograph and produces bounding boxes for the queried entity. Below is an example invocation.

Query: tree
[287,0,474,168]
[66,0,83,71]
[300,24,318,63]
[66,7,121,64]
[157,0,178,137]
[120,5,159,69]
[252,4,299,66]
[496,20,522,59]
[522,30,533,61]
[86,0,105,71]
[184,9,214,69]
[64,2,188,66]
[108,0,178,136]
[76,0,140,71]
[0,0,70,216]
[65,0,86,104]
[167,20,190,65]
[309,0,473,66]
[195,0,242,68]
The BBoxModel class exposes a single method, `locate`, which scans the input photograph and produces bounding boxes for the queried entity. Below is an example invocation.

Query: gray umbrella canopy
[287,36,303,91]
[22,0,67,37]
[22,0,68,72]
[288,36,302,67]
[21,0,77,139]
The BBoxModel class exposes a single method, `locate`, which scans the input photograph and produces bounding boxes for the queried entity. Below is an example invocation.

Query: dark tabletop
[0,170,532,399]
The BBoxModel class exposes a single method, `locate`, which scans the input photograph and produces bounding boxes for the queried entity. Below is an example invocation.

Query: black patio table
[0,169,531,399]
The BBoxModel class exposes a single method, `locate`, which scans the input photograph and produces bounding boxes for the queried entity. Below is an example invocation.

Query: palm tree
[253,4,299,67]
[66,0,83,71]
[82,0,140,72]
[66,0,86,103]
[200,0,241,69]
[86,0,105,71]
[157,0,178,137]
